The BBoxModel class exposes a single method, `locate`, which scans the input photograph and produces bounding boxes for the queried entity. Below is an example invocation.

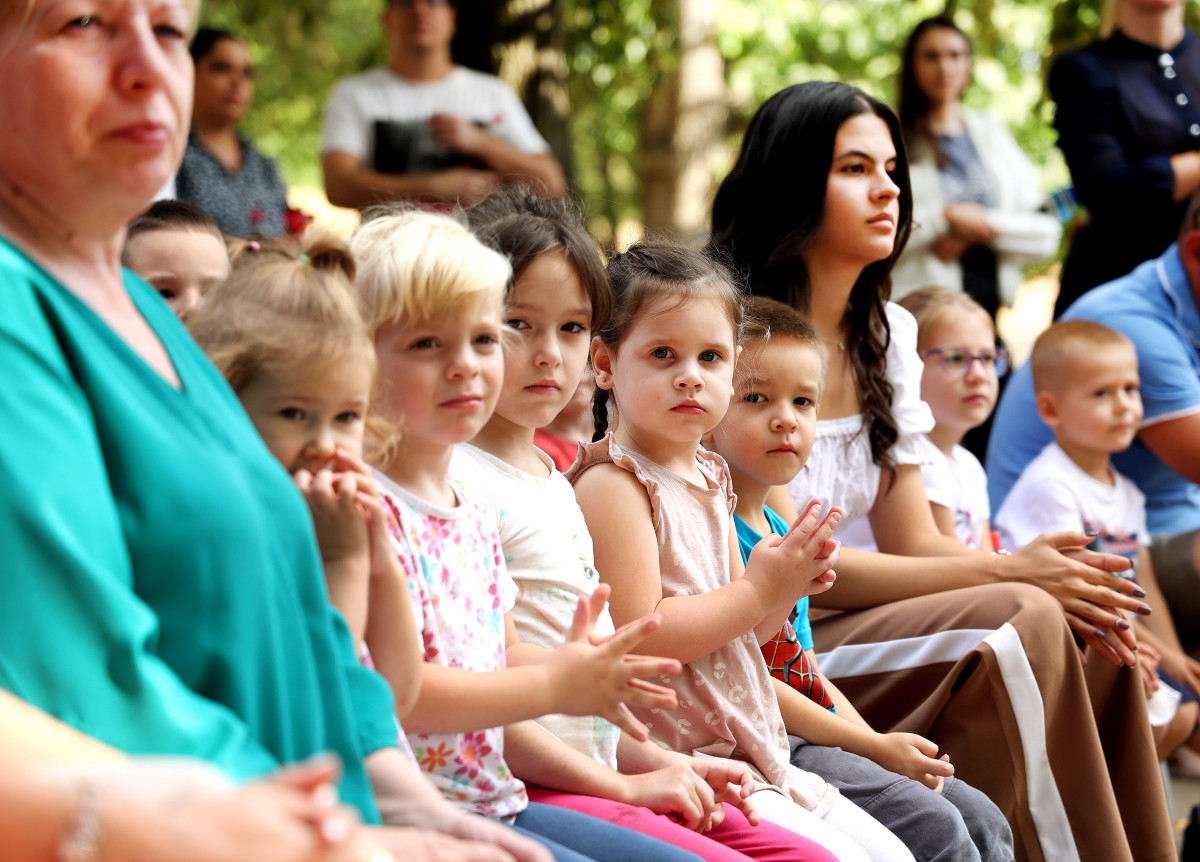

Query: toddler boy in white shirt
[994,320,1198,757]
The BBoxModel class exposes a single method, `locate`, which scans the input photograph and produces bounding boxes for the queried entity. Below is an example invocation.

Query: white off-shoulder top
[788,303,939,551]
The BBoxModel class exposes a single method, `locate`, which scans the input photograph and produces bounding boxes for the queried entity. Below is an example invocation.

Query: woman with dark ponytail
[709,81,1174,861]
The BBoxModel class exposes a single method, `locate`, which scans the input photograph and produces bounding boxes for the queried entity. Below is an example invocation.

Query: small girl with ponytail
[187,230,422,714]
[569,243,916,862]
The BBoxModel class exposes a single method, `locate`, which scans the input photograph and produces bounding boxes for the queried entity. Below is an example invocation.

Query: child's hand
[680,756,758,826]
[744,500,841,607]
[545,584,682,742]
[867,732,954,792]
[619,765,723,832]
[1158,646,1200,701]
[295,467,370,565]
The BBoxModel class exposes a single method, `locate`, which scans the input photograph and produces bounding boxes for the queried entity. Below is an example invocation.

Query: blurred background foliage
[198,0,1200,241]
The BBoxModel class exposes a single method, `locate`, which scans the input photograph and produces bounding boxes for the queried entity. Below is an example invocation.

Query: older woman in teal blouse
[0,2,542,860]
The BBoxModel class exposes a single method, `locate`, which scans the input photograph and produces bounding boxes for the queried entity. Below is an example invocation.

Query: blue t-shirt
[987,245,1200,536]
[734,507,813,650]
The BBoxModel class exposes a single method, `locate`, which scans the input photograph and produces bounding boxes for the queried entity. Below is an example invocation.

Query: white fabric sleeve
[884,303,939,467]
[321,79,371,159]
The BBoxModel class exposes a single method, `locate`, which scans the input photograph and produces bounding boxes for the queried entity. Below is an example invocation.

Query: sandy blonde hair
[351,208,511,333]
[1030,320,1134,394]
[188,228,373,393]
[896,286,994,351]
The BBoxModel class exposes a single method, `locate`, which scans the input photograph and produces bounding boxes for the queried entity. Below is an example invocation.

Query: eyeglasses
[918,346,1010,378]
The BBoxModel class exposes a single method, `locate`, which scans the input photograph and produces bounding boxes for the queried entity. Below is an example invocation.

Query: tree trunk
[640,0,729,243]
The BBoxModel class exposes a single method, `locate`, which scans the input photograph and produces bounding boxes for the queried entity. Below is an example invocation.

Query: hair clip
[298,254,311,264]
[248,240,261,252]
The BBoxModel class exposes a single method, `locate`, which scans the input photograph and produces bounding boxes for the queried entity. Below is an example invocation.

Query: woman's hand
[544,584,681,741]
[1138,643,1163,699]
[864,732,954,792]
[943,202,999,246]
[744,501,841,608]
[1007,532,1147,666]
[81,757,375,862]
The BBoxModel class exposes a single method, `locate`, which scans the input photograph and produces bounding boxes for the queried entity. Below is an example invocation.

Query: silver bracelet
[59,782,101,862]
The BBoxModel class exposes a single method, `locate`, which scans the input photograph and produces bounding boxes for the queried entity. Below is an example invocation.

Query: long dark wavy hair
[708,81,913,469]
[898,17,972,167]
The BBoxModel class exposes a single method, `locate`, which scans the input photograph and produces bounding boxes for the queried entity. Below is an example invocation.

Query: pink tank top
[568,434,837,814]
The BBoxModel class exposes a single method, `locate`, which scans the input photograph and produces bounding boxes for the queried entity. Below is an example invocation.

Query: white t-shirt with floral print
[375,468,527,820]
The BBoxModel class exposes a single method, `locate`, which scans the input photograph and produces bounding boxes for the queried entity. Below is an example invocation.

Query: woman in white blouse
[891,17,1060,316]
[708,80,1172,862]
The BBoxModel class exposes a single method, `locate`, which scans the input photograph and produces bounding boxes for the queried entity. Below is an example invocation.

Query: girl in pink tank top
[570,244,917,862]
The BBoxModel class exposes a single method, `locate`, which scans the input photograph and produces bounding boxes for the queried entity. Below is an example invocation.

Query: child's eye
[794,397,814,408]
[841,162,865,174]
[66,14,97,30]
[279,408,305,421]
[157,288,177,300]
[1125,384,1139,394]
[335,411,362,424]
[410,337,437,350]
[561,322,586,335]
[651,347,673,360]
[505,318,529,331]
[699,350,721,363]
[743,393,767,404]
[475,333,499,347]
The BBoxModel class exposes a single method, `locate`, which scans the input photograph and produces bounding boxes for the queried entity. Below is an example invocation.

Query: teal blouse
[0,236,396,820]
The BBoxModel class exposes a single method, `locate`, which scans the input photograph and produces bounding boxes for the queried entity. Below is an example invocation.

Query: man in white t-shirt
[321,0,565,209]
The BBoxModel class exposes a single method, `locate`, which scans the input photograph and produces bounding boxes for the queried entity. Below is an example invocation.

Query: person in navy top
[1049,0,1200,314]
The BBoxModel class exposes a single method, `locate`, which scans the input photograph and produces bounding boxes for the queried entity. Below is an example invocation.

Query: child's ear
[591,337,615,390]
[1036,390,1060,430]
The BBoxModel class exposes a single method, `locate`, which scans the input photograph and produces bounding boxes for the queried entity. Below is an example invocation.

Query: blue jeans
[789,736,1015,862]
[510,801,704,862]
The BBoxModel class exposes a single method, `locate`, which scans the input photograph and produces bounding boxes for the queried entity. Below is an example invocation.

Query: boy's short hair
[1030,320,1134,394]
[740,295,828,390]
[124,201,224,266]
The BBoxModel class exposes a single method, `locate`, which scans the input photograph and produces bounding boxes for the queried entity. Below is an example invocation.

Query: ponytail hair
[591,242,744,440]
[188,227,370,393]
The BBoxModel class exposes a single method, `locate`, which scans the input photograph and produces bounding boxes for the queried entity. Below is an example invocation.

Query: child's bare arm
[805,651,872,732]
[575,464,780,664]
[404,595,679,739]
[361,498,423,720]
[507,721,735,833]
[772,678,952,790]
[294,467,371,641]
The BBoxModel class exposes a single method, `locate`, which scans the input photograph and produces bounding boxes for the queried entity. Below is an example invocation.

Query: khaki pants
[811,583,1174,862]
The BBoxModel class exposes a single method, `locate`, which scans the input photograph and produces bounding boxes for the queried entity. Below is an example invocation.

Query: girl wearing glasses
[898,288,1008,551]
[709,81,1174,862]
